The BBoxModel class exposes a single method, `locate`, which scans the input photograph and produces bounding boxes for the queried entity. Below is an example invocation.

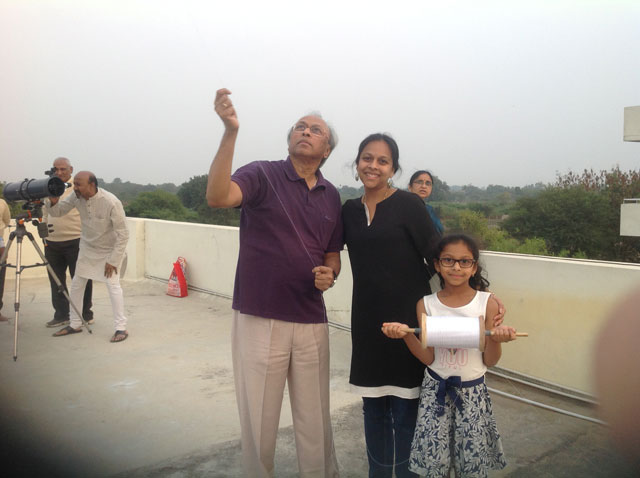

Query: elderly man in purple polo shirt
[206,88,342,477]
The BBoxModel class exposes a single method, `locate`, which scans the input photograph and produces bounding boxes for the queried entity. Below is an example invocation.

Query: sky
[1,0,639,189]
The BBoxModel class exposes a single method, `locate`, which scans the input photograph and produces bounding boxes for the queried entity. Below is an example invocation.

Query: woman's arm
[483,298,516,366]
[488,293,506,326]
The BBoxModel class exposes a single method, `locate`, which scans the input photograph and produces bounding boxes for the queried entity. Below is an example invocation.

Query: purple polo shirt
[230,157,343,324]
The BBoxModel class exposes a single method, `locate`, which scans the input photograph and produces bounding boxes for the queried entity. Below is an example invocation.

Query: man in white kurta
[46,171,130,342]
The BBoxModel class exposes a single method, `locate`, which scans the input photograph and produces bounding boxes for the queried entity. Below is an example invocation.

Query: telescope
[3,177,66,202]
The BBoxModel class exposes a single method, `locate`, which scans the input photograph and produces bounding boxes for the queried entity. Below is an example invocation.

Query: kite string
[180,3,227,87]
[258,163,329,321]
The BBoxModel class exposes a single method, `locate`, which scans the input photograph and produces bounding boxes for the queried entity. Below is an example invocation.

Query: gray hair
[287,112,338,167]
[53,157,72,167]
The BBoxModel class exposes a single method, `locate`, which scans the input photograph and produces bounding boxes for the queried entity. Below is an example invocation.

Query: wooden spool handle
[401,313,428,348]
[486,331,529,337]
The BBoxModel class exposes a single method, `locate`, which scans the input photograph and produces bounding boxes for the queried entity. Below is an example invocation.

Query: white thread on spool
[426,316,482,349]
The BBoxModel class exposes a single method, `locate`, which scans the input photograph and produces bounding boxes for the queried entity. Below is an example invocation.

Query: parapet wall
[4,218,640,395]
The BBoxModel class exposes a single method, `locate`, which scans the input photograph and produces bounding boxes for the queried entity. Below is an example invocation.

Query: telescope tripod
[0,219,91,361]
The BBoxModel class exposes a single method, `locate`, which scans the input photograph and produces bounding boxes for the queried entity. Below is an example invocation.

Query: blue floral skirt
[409,371,507,477]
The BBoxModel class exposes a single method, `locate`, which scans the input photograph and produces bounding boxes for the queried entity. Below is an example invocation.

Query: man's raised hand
[214,88,239,131]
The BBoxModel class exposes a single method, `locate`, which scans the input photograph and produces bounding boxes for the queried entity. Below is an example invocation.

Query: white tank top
[424,291,491,381]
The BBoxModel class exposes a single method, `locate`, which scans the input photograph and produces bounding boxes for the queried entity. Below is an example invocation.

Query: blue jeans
[363,396,419,478]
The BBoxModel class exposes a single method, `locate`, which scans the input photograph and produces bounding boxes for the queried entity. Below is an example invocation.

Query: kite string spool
[426,315,483,349]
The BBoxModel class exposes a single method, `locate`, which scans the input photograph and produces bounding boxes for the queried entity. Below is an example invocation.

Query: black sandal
[52,326,83,337]
[110,330,129,343]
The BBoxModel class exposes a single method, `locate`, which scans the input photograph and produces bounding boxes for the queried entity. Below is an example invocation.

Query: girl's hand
[381,322,409,339]
[489,325,517,343]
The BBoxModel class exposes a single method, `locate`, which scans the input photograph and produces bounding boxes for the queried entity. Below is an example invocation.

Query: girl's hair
[434,234,490,291]
[354,133,401,173]
[409,170,433,186]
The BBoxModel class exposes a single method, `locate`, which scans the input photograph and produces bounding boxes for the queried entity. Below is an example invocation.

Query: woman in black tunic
[343,133,440,477]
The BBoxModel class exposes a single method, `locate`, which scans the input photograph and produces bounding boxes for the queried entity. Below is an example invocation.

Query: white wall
[2,218,146,280]
[7,217,640,395]
[136,219,640,394]
[140,219,240,298]
[481,252,640,394]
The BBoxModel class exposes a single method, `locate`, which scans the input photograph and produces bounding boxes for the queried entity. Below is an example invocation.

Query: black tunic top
[343,190,440,390]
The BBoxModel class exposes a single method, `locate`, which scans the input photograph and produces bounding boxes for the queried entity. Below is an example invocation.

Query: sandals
[52,326,83,337]
[110,330,129,343]
[52,325,128,343]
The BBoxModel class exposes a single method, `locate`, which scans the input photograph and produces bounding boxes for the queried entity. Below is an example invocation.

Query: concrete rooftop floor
[0,277,637,477]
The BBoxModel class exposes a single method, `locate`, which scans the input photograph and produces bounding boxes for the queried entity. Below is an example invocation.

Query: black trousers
[45,239,93,321]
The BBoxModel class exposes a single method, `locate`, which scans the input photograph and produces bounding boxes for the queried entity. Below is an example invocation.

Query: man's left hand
[312,266,335,292]
[105,263,118,278]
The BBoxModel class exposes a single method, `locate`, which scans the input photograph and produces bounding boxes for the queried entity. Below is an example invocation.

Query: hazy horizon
[2,0,639,189]
[90,174,550,191]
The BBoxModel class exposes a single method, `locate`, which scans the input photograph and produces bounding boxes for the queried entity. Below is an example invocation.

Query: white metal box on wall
[620,199,640,237]
[623,106,640,141]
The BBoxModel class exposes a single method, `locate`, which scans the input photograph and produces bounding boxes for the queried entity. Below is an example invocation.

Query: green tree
[428,175,450,202]
[337,185,363,203]
[101,179,178,205]
[125,190,198,222]
[466,202,494,218]
[449,209,548,255]
[177,175,240,226]
[177,175,208,209]
[552,167,640,261]
[503,187,614,259]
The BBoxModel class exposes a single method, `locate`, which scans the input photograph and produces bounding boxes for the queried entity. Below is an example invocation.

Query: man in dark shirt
[206,88,342,477]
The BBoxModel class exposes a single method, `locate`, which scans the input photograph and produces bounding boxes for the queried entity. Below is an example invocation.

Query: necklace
[362,186,391,205]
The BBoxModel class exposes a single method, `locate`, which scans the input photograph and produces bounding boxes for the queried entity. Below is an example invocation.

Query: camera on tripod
[3,175,66,203]
[0,171,88,360]
[2,171,69,239]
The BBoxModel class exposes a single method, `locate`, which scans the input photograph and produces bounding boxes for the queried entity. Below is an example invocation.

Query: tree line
[429,167,639,262]
[2,167,638,263]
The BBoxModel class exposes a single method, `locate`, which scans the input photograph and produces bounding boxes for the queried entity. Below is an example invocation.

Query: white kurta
[46,189,129,281]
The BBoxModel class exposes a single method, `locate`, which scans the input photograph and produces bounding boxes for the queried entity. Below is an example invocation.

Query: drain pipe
[487,387,607,426]
[486,369,599,406]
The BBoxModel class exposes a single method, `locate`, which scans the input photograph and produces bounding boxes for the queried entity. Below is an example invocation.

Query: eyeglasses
[293,123,326,137]
[412,180,432,186]
[437,257,476,268]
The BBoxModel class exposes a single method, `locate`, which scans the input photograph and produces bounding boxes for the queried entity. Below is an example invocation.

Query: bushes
[447,210,548,255]
[125,190,198,222]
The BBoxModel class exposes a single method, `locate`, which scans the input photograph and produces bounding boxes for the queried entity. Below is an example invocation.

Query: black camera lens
[2,177,66,202]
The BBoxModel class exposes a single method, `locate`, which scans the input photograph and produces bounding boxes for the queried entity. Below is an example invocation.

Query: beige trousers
[232,311,340,478]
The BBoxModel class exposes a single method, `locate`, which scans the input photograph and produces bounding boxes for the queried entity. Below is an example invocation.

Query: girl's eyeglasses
[437,258,476,268]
